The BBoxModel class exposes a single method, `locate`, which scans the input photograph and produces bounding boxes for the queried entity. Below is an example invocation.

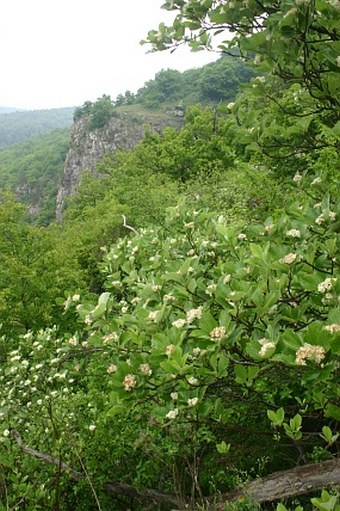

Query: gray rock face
[56,112,181,219]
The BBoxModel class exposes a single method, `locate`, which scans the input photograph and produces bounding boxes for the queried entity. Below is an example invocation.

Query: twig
[122,215,139,235]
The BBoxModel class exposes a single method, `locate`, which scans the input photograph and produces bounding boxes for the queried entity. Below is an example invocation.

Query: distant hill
[0,128,70,224]
[0,107,23,114]
[0,107,74,150]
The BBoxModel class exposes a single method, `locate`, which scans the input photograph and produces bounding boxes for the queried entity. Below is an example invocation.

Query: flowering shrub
[0,172,339,508]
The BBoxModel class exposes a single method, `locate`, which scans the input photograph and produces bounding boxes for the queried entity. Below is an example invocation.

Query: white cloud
[0,0,219,109]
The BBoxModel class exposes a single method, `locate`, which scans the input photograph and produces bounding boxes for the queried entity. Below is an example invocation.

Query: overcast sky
[0,0,219,110]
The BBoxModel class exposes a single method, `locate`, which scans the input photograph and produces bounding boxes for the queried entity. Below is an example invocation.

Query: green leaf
[216,440,231,454]
[325,404,340,421]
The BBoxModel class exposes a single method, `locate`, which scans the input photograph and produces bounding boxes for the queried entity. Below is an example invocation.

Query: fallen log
[12,431,340,509]
[211,458,340,509]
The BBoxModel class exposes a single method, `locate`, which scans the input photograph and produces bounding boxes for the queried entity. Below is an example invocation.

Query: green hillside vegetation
[115,54,255,108]
[0,107,74,150]
[0,128,70,224]
[0,1,339,509]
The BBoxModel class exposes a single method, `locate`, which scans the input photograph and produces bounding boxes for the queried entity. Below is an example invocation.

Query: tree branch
[12,431,80,481]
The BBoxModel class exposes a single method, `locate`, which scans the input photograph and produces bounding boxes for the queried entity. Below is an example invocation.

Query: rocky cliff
[56,111,182,219]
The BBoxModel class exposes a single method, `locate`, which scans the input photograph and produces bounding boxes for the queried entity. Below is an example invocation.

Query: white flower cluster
[107,364,118,374]
[295,343,326,366]
[286,229,301,238]
[139,363,152,376]
[318,277,336,293]
[210,326,227,341]
[293,173,302,182]
[279,253,297,264]
[172,319,187,329]
[324,323,340,334]
[258,338,275,357]
[148,310,159,322]
[187,397,198,407]
[166,344,175,357]
[103,332,119,344]
[123,374,137,391]
[315,211,336,225]
[186,306,203,324]
[166,408,179,420]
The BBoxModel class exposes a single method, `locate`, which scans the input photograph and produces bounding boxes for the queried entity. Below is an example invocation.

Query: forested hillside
[0,128,70,224]
[0,107,74,150]
[0,1,339,510]
[0,54,253,225]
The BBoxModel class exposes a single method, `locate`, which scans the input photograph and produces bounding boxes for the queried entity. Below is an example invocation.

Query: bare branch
[12,430,81,481]
[122,215,139,236]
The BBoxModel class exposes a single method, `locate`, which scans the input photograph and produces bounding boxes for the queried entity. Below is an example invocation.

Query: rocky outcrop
[56,112,182,219]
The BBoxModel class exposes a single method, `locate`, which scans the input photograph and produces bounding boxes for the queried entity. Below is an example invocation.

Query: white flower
[315,213,325,225]
[258,339,275,357]
[172,319,187,329]
[223,274,231,284]
[293,172,302,182]
[279,253,297,264]
[227,102,235,110]
[186,306,203,324]
[237,233,247,241]
[103,332,119,344]
[148,310,158,322]
[72,294,80,302]
[166,408,179,420]
[184,222,195,228]
[286,229,301,238]
[206,284,217,296]
[68,337,78,346]
[187,397,198,407]
[164,294,176,302]
[88,424,96,432]
[170,392,178,401]
[318,277,336,293]
[166,344,175,357]
[152,285,161,292]
[188,377,198,386]
[192,347,202,357]
[3,429,9,437]
[324,323,340,334]
[329,211,336,221]
[264,224,274,233]
[123,374,137,391]
[84,315,93,325]
[107,364,118,374]
[210,326,227,341]
[131,296,141,304]
[295,343,326,365]
[140,363,152,376]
